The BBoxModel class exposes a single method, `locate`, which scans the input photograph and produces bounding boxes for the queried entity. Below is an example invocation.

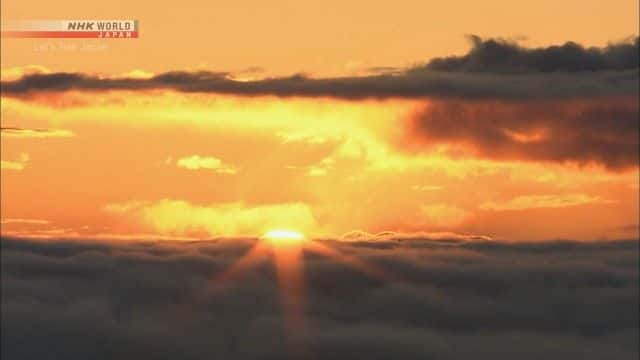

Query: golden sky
[1,0,638,240]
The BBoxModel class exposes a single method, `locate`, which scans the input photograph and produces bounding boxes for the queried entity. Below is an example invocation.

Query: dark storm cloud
[1,37,638,100]
[422,35,639,73]
[406,97,639,170]
[2,236,638,360]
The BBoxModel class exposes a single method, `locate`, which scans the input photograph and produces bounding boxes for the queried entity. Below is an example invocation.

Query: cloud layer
[2,236,638,359]
[406,97,639,170]
[1,37,638,100]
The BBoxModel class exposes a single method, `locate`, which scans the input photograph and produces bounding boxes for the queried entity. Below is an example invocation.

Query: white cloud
[175,155,238,174]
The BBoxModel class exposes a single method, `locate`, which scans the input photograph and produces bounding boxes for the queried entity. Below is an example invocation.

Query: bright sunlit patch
[262,229,306,246]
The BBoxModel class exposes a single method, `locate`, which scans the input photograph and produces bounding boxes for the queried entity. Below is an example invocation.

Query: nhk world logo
[1,20,139,38]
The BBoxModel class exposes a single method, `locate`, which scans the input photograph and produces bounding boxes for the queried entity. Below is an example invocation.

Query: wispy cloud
[479,193,612,211]
[0,218,50,225]
[1,127,75,138]
[0,153,29,171]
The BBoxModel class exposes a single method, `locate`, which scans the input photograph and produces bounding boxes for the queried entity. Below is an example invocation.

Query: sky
[0,1,638,241]
[1,2,639,359]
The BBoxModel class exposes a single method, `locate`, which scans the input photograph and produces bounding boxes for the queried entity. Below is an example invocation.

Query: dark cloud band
[1,69,637,100]
[1,37,638,100]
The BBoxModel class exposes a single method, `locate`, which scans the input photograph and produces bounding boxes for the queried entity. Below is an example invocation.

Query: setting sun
[262,229,306,246]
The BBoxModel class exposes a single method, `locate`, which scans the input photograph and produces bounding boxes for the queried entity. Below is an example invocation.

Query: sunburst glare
[209,232,398,357]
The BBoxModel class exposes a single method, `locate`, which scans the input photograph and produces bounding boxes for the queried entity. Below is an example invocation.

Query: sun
[262,229,306,247]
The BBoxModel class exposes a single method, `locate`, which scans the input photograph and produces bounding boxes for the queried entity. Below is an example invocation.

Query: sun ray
[272,243,310,359]
[209,232,397,359]
[210,242,270,290]
[305,240,398,282]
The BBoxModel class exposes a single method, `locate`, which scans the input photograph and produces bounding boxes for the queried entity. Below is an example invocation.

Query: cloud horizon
[2,235,637,359]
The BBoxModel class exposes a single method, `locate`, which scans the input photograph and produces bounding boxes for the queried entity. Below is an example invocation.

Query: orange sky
[1,1,638,240]
[1,91,637,240]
